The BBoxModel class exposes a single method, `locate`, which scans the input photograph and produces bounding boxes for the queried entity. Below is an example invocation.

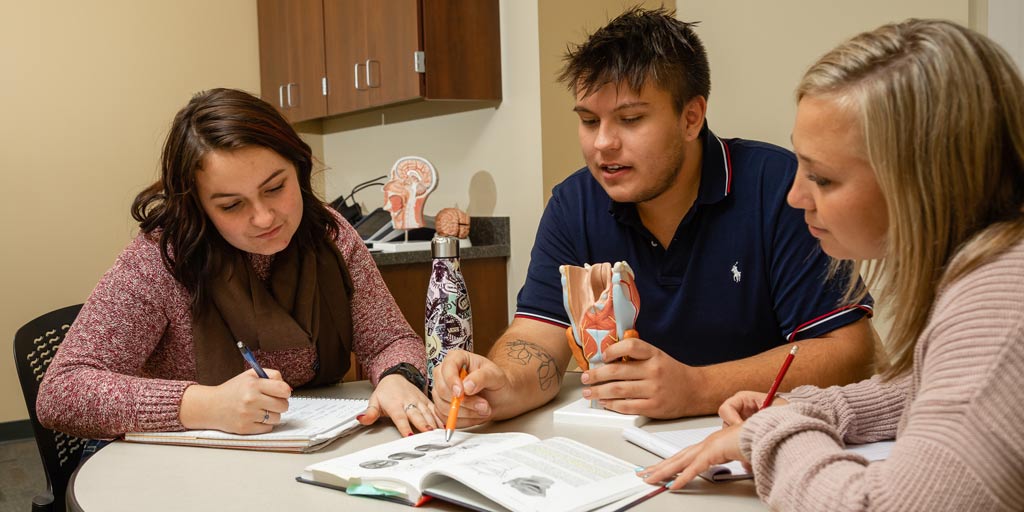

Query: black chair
[14,304,86,512]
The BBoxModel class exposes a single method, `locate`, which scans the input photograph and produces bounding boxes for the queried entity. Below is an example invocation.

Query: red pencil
[761,345,798,409]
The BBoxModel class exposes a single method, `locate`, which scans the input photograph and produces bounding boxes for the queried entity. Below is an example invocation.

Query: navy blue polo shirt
[516,125,872,366]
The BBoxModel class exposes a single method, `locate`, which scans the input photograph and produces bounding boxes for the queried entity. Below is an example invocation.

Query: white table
[69,373,765,511]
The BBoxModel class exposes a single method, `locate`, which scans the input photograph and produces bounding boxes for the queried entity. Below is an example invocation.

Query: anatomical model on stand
[383,156,437,234]
[559,262,641,408]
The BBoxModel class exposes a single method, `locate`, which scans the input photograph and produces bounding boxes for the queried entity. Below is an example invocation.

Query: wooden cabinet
[257,0,502,123]
[322,0,371,114]
[324,0,422,113]
[256,0,328,123]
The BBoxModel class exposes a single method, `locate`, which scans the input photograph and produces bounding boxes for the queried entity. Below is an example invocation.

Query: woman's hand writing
[180,368,291,434]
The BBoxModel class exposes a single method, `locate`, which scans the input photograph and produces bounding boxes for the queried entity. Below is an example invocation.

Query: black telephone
[352,207,393,239]
[353,208,435,242]
[327,175,388,226]
[328,195,363,224]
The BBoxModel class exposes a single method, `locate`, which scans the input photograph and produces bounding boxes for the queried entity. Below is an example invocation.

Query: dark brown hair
[558,6,710,112]
[131,88,339,309]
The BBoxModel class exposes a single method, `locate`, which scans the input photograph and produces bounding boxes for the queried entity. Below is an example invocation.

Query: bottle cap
[431,235,460,258]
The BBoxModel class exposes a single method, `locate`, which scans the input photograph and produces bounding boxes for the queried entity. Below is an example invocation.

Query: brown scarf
[192,240,353,386]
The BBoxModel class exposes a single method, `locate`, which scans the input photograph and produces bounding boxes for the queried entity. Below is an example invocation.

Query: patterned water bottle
[424,236,473,392]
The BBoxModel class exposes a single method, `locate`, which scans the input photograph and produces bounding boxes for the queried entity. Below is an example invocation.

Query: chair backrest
[14,304,85,512]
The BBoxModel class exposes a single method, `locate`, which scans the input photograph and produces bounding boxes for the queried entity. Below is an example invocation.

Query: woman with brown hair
[38,89,438,439]
[641,19,1024,510]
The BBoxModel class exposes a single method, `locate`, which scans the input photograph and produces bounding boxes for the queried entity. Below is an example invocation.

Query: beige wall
[0,1,261,423]
[677,0,971,148]
[320,1,543,319]
[538,0,664,202]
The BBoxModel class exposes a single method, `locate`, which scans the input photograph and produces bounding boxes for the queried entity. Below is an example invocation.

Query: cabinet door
[421,0,501,100]
[282,0,328,122]
[257,0,327,123]
[365,0,423,107]
[324,0,372,114]
[257,0,289,112]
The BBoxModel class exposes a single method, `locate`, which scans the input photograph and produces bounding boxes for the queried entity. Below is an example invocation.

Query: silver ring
[404,403,418,412]
[260,410,270,424]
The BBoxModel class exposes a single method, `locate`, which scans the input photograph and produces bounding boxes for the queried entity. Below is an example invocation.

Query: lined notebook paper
[125,396,368,452]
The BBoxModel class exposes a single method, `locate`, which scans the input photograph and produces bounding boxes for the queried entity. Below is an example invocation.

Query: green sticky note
[346,483,403,497]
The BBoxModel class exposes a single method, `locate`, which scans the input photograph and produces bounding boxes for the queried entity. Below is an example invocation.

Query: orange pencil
[761,345,798,409]
[444,367,469,442]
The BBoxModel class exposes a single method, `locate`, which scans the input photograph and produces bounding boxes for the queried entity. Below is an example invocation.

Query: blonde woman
[640,19,1024,510]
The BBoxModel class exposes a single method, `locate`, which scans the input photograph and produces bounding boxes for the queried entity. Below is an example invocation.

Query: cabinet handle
[366,59,380,88]
[278,85,285,108]
[354,63,367,90]
[414,51,425,73]
[285,83,298,107]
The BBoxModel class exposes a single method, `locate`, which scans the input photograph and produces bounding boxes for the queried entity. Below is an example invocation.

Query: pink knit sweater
[740,239,1024,511]
[37,213,426,439]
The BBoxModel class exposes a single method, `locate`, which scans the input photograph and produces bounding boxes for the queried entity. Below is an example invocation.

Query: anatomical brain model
[435,207,470,238]
[559,262,640,376]
[383,156,437,230]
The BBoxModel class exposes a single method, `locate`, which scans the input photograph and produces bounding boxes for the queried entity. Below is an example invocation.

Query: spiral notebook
[124,396,368,452]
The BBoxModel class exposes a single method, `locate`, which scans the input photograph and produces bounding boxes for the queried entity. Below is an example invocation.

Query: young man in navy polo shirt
[431,7,875,424]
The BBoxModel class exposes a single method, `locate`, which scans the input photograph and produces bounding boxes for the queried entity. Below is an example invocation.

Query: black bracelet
[379,362,427,394]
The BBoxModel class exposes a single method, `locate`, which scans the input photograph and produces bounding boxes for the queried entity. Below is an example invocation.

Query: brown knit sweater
[37,212,426,439]
[740,239,1024,511]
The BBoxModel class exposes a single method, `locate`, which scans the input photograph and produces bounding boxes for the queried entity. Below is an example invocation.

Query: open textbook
[124,396,367,452]
[298,430,662,511]
[623,425,895,482]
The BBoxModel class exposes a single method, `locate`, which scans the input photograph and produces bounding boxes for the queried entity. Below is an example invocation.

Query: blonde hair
[797,19,1024,376]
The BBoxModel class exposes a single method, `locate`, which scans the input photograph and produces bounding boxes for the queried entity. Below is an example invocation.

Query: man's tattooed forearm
[504,339,562,391]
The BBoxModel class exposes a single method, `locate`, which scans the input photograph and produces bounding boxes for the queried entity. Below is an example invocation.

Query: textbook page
[423,436,657,512]
[299,431,659,511]
[301,431,539,504]
[124,396,367,451]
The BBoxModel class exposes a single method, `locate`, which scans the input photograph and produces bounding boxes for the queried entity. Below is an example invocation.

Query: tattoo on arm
[504,339,562,391]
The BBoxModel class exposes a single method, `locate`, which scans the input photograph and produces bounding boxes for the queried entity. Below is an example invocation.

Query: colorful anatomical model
[435,207,470,238]
[559,262,640,378]
[383,156,437,230]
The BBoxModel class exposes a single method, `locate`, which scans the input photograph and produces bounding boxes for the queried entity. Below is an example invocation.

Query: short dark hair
[558,6,710,112]
[131,88,339,310]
